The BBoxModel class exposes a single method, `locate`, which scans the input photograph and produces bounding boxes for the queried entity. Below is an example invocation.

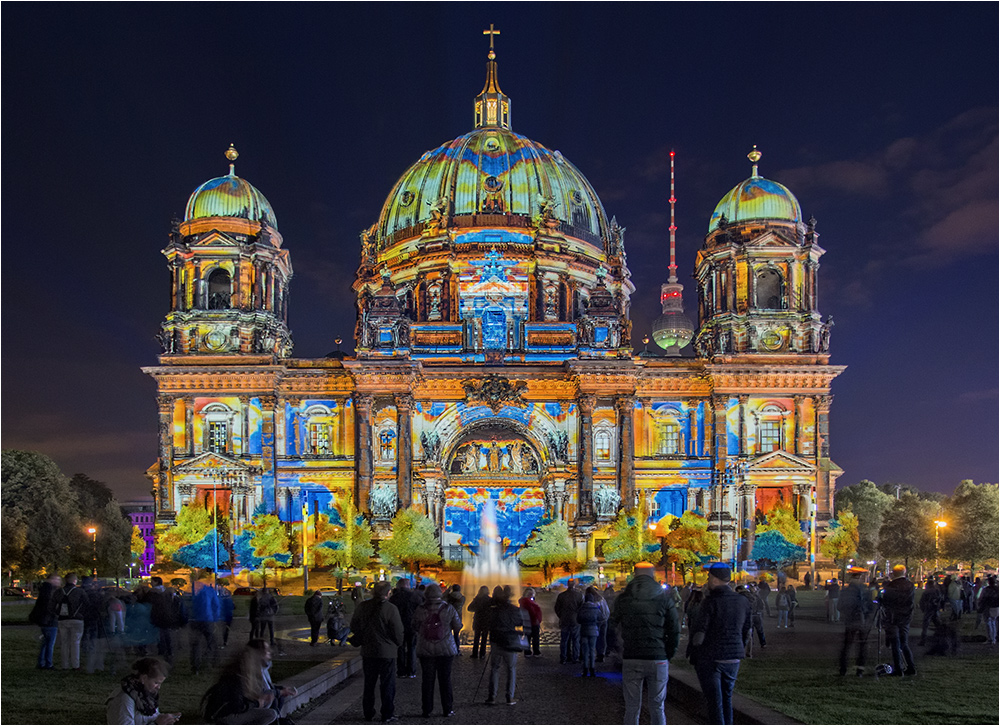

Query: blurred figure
[147,577,186,666]
[389,578,423,677]
[29,572,62,669]
[218,584,235,648]
[304,590,324,647]
[106,656,180,725]
[918,578,941,645]
[201,645,277,724]
[190,576,222,674]
[518,587,542,658]
[467,586,491,659]
[53,573,87,670]
[577,587,606,677]
[444,585,466,652]
[978,575,998,645]
[486,585,522,706]
[824,578,840,623]
[554,580,583,664]
[255,588,279,647]
[881,564,916,676]
[248,639,298,723]
[838,568,873,677]
[326,595,349,646]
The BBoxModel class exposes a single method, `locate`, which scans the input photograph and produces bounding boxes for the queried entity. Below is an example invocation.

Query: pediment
[173,451,247,474]
[190,230,242,248]
[747,450,815,472]
[747,230,797,248]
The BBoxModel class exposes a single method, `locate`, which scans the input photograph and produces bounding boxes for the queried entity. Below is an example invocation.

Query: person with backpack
[53,572,87,670]
[467,586,491,659]
[775,586,790,628]
[350,581,404,723]
[30,572,62,669]
[326,595,350,646]
[411,584,461,717]
[486,585,523,706]
[577,587,607,677]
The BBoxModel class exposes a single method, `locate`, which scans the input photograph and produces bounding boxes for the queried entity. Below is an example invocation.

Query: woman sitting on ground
[201,645,277,724]
[106,657,180,725]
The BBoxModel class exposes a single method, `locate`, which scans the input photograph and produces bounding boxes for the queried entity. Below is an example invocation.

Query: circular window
[205,329,229,352]
[571,190,584,205]
[761,331,784,351]
[484,136,501,152]
[483,176,503,193]
[400,190,415,206]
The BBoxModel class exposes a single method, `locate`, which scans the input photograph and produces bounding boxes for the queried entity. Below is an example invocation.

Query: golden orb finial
[747,145,761,164]
[225,143,239,162]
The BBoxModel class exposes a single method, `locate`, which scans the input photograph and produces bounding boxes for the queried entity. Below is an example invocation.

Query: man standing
[881,564,917,676]
[53,573,87,670]
[305,590,325,646]
[351,580,404,723]
[486,586,523,706]
[837,567,873,677]
[147,576,185,665]
[444,584,466,653]
[389,578,423,678]
[609,562,680,725]
[689,563,751,726]
[256,587,280,647]
[757,578,772,617]
[554,580,584,664]
[824,578,841,623]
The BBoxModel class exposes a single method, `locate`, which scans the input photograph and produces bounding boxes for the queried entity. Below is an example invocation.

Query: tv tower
[651,150,694,356]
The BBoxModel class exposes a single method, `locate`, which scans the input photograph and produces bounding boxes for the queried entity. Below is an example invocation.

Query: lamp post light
[128,562,136,581]
[87,527,97,577]
[933,520,946,573]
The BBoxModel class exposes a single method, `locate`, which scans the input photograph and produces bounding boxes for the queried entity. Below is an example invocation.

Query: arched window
[658,420,680,455]
[755,269,783,310]
[594,430,612,462]
[754,403,787,454]
[208,268,232,309]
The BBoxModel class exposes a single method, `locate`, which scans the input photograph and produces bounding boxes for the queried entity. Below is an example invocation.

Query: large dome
[375,127,610,249]
[708,175,801,232]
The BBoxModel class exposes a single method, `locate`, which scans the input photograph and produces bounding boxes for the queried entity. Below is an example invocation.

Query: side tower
[694,148,843,567]
[158,145,292,358]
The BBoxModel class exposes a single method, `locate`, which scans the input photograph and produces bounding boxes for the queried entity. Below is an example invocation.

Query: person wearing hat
[609,562,680,725]
[837,567,874,677]
[689,562,750,726]
[411,584,461,717]
[881,564,917,676]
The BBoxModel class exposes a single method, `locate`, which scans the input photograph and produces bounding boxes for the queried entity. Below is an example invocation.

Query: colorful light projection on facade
[444,486,546,557]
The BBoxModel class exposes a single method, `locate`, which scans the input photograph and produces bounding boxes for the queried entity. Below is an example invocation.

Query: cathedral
[143,36,844,570]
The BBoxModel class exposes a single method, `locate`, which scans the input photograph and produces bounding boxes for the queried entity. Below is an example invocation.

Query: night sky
[3,4,996,501]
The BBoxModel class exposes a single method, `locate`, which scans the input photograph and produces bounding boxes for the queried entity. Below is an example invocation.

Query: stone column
[260,395,278,511]
[157,395,175,513]
[239,396,250,457]
[616,396,636,508]
[578,396,596,521]
[185,399,194,456]
[395,394,413,510]
[740,482,757,561]
[737,395,749,457]
[687,403,697,457]
[816,395,832,459]
[793,395,804,456]
[355,394,374,513]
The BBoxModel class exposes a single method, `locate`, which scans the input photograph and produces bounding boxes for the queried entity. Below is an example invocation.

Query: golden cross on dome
[483,24,500,57]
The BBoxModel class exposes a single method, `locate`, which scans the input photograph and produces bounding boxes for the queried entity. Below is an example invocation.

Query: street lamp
[934,520,947,571]
[87,527,97,577]
[128,562,136,580]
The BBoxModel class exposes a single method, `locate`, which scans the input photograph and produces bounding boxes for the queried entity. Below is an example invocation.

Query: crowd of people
[23,563,999,725]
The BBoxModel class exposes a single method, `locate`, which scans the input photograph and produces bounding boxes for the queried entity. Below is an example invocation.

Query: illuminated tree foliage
[943,480,1000,574]
[518,520,577,584]
[157,500,212,561]
[380,508,440,579]
[244,513,292,570]
[820,510,859,570]
[603,504,660,570]
[314,498,375,572]
[131,526,147,561]
[755,502,806,547]
[662,510,720,583]
[173,528,230,569]
[835,480,893,559]
[878,493,939,568]
[751,529,805,567]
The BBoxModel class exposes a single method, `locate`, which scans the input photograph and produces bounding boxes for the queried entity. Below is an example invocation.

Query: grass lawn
[672,589,999,724]
[0,599,328,725]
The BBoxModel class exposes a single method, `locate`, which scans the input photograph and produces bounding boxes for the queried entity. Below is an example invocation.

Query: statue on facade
[593,486,622,518]
[420,431,442,463]
[546,430,569,463]
[370,485,398,520]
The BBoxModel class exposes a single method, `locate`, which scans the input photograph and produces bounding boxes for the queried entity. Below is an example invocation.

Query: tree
[878,493,939,568]
[518,520,577,584]
[157,500,212,561]
[131,526,147,562]
[835,480,893,559]
[70,473,115,523]
[755,502,806,547]
[603,503,661,571]
[96,499,134,582]
[942,480,1000,576]
[380,508,441,579]
[173,529,230,570]
[313,499,375,573]
[662,511,720,583]
[751,530,805,568]
[1,450,87,575]
[821,510,859,575]
[242,513,292,582]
